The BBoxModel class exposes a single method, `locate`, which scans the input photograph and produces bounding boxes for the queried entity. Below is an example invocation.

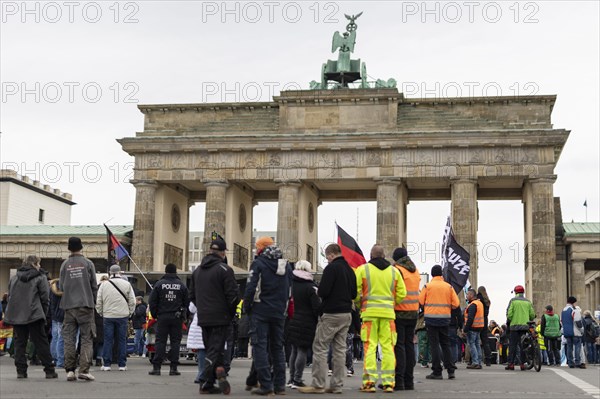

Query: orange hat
[256,236,274,252]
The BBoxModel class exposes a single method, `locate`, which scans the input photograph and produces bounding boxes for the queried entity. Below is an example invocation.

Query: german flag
[336,224,366,268]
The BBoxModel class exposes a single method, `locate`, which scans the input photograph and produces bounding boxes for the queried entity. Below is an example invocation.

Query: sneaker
[382,385,393,393]
[327,370,332,376]
[519,364,526,371]
[448,371,455,379]
[420,363,429,368]
[216,366,230,395]
[578,364,587,369]
[246,384,260,391]
[346,369,354,377]
[66,371,76,381]
[100,366,111,371]
[286,380,294,388]
[359,383,376,393]
[291,381,306,389]
[78,372,95,381]
[298,386,326,394]
[425,373,443,380]
[118,367,127,371]
[325,387,343,394]
[200,384,222,395]
[274,387,286,395]
[505,364,514,370]
[17,372,27,379]
[141,354,146,358]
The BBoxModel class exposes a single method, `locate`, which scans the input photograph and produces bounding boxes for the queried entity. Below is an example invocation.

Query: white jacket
[96,276,135,318]
[186,302,205,350]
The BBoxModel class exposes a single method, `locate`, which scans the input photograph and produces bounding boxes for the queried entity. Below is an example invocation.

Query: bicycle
[521,321,542,372]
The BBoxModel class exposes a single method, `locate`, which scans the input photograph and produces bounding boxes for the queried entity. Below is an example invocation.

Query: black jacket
[477,293,490,328]
[288,272,321,348]
[132,302,147,329]
[149,273,189,318]
[449,306,463,329]
[318,256,357,314]
[190,253,239,327]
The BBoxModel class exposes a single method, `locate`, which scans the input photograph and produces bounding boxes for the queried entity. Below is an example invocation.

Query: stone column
[585,284,592,311]
[375,178,401,258]
[592,279,598,311]
[186,199,195,270]
[450,177,478,287]
[131,180,157,272]
[529,176,557,315]
[202,179,229,253]
[570,259,586,308]
[276,180,301,261]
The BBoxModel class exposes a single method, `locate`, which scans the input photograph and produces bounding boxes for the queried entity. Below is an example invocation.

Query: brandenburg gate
[118,15,570,315]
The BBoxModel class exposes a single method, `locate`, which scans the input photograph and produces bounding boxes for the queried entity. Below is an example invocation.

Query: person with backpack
[582,310,599,365]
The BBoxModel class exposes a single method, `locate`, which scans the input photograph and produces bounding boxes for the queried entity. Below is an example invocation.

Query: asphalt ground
[0,355,599,399]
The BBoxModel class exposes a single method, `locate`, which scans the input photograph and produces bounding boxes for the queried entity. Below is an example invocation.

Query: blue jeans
[50,320,64,368]
[134,328,145,355]
[584,342,595,364]
[565,336,582,366]
[448,327,461,363]
[196,349,206,383]
[467,330,482,365]
[103,317,128,367]
[252,315,286,391]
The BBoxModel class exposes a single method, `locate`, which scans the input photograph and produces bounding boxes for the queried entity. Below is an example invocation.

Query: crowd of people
[0,235,599,396]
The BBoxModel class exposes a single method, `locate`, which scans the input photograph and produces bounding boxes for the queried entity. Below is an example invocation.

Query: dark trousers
[223,323,234,372]
[480,329,491,363]
[507,330,526,365]
[152,316,182,366]
[202,325,228,386]
[13,320,55,375]
[253,315,286,391]
[426,325,455,375]
[545,337,561,365]
[394,317,417,388]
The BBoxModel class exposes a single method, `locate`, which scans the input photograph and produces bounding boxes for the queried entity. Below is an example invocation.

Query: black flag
[441,217,471,294]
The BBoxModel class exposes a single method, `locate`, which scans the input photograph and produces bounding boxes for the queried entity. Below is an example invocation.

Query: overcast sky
[1,1,598,322]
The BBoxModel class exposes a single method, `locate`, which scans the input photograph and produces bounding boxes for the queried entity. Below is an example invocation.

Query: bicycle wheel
[533,343,542,372]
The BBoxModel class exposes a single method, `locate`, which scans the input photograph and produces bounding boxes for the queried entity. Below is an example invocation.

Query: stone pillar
[186,199,195,270]
[585,284,592,311]
[450,178,478,287]
[529,176,557,315]
[131,180,157,271]
[592,279,599,311]
[277,180,301,261]
[376,178,401,258]
[570,259,586,308]
[202,179,229,253]
[276,180,302,262]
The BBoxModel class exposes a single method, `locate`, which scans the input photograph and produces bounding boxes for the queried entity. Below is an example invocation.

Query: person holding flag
[419,265,460,380]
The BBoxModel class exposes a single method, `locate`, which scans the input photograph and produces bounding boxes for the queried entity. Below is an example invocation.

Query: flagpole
[127,255,153,289]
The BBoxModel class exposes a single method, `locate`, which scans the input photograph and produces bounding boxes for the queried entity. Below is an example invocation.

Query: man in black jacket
[148,263,189,376]
[190,238,239,395]
[299,243,357,394]
[132,296,147,356]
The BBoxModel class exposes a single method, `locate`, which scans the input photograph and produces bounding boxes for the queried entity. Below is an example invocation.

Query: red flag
[336,224,366,268]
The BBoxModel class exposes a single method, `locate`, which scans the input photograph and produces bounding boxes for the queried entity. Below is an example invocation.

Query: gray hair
[295,260,312,272]
[23,255,41,268]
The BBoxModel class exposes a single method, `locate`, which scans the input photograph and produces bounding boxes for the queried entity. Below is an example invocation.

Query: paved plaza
[1,356,598,399]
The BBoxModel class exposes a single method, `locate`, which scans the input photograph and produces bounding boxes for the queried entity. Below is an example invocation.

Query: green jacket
[506,294,535,331]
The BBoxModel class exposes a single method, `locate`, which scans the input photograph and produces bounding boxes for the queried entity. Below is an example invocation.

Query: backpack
[587,320,600,338]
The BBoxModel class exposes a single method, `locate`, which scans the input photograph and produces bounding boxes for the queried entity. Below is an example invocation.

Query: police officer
[148,263,189,376]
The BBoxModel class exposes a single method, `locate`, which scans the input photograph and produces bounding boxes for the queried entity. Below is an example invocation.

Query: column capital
[130,179,158,188]
[526,175,557,184]
[202,178,229,188]
[373,177,403,186]
[274,179,302,187]
[449,176,478,185]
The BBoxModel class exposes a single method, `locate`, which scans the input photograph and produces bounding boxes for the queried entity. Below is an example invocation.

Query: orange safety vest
[395,265,420,312]
[418,276,460,320]
[464,299,484,328]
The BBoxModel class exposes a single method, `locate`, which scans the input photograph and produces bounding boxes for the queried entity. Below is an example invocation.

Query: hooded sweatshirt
[4,265,49,325]
[190,253,238,327]
[243,245,292,319]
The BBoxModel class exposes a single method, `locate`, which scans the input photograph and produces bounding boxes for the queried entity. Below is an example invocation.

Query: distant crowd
[0,236,599,395]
